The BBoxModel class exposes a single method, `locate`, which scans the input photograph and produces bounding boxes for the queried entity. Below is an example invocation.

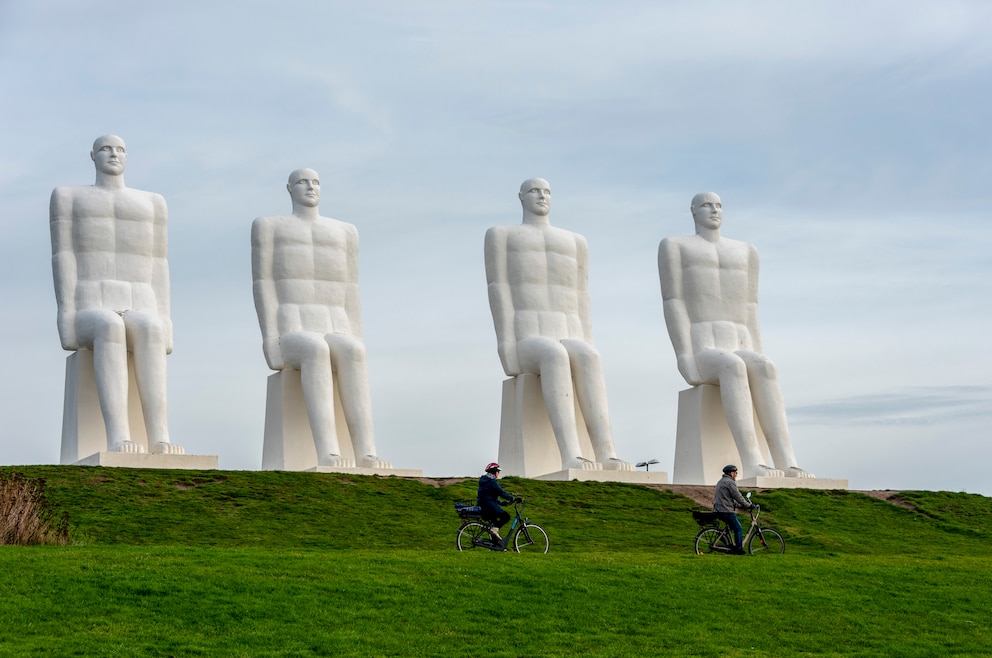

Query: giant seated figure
[484,178,631,477]
[658,192,813,483]
[51,135,184,461]
[251,168,391,471]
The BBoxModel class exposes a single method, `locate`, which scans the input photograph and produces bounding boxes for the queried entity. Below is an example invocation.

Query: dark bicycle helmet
[722,464,738,474]
[485,462,501,474]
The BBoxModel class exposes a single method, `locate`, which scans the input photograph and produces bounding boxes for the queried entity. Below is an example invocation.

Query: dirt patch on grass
[416,477,470,488]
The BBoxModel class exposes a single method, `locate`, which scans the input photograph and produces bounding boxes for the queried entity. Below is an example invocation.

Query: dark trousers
[483,508,510,530]
[717,512,744,549]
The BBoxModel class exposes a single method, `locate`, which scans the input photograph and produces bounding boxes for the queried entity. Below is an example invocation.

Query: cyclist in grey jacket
[713,464,754,554]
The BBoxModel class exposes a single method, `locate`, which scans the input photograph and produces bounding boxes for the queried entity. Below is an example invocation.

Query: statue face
[519,178,551,216]
[691,193,722,230]
[288,169,321,208]
[91,135,127,175]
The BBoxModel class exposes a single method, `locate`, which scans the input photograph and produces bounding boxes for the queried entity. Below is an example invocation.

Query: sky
[1,0,990,494]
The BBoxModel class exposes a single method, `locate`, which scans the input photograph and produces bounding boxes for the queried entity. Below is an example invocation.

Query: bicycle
[692,493,785,556]
[454,498,550,553]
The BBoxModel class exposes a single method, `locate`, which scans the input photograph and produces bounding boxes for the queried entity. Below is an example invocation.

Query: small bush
[0,472,70,545]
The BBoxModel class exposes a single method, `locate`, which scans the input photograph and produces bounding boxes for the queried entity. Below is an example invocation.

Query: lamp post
[635,459,660,472]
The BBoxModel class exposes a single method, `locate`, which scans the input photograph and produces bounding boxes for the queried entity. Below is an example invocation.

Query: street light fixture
[635,459,660,472]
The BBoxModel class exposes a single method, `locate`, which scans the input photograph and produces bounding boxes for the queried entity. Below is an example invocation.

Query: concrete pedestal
[497,374,666,482]
[261,369,420,477]
[74,452,218,469]
[673,385,846,489]
[497,374,594,478]
[534,469,668,483]
[61,350,147,463]
[673,384,773,485]
[61,351,216,469]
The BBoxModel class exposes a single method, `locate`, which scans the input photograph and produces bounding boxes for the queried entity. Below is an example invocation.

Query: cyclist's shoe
[731,547,746,555]
[488,529,501,542]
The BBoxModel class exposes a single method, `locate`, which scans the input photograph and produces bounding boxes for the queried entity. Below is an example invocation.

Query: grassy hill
[1,466,990,656]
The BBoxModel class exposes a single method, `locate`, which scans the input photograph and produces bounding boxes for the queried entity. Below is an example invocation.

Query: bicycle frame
[693,498,785,555]
[455,499,550,553]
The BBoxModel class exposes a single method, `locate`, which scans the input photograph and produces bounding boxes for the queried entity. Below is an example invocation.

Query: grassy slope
[1,466,991,657]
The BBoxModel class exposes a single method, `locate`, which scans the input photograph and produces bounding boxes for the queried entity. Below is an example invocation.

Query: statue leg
[75,310,139,453]
[561,340,630,471]
[737,352,813,478]
[124,311,181,454]
[517,338,595,471]
[281,333,352,468]
[696,350,781,478]
[326,336,389,469]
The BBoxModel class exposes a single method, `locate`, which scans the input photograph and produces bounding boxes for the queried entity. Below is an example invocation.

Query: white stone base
[738,476,848,490]
[673,385,845,488]
[261,370,411,474]
[61,350,150,464]
[673,385,771,485]
[534,469,668,484]
[304,466,423,477]
[74,452,218,469]
[497,374,597,478]
[262,369,354,471]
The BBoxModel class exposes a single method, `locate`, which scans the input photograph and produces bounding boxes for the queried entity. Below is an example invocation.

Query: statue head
[518,178,551,217]
[90,135,127,176]
[691,192,722,231]
[287,168,321,210]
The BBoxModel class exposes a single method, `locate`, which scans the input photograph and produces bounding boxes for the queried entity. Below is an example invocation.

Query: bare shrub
[0,472,71,545]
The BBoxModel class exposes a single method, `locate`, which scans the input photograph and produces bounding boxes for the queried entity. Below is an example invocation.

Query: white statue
[658,192,812,480]
[50,135,182,455]
[485,178,631,472]
[251,168,390,469]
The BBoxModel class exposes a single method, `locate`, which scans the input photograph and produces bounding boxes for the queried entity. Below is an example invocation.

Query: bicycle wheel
[514,523,550,554]
[694,528,724,554]
[747,527,785,555]
[456,522,489,551]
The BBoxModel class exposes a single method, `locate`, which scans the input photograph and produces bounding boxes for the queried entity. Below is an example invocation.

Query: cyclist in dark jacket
[478,462,515,542]
[713,464,754,554]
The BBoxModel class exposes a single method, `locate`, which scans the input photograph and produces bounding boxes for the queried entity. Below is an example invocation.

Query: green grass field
[1,466,990,657]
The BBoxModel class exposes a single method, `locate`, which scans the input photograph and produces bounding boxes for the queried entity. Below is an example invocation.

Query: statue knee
[717,355,749,382]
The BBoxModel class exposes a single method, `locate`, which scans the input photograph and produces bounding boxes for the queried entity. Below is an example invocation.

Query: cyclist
[477,462,515,542]
[714,464,754,555]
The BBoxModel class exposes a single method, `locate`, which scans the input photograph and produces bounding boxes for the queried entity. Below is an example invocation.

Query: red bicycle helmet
[485,462,501,473]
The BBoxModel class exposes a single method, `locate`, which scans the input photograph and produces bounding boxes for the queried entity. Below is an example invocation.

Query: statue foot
[112,440,145,454]
[748,464,784,478]
[357,455,392,469]
[786,466,815,478]
[563,457,600,471]
[319,455,356,468]
[149,441,185,455]
[602,458,633,471]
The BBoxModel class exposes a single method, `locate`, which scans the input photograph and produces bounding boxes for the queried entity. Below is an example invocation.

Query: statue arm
[658,238,702,385]
[251,218,284,370]
[151,194,173,354]
[746,243,762,353]
[575,234,593,340]
[49,188,78,350]
[345,225,363,339]
[484,227,519,375]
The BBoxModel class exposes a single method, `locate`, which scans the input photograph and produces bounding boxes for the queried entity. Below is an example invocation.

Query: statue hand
[677,355,704,386]
[57,313,78,351]
[164,317,174,355]
[498,344,520,376]
[263,337,284,370]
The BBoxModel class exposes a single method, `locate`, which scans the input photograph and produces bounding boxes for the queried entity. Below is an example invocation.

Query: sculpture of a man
[658,192,812,479]
[484,178,630,471]
[50,135,182,455]
[251,168,389,469]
